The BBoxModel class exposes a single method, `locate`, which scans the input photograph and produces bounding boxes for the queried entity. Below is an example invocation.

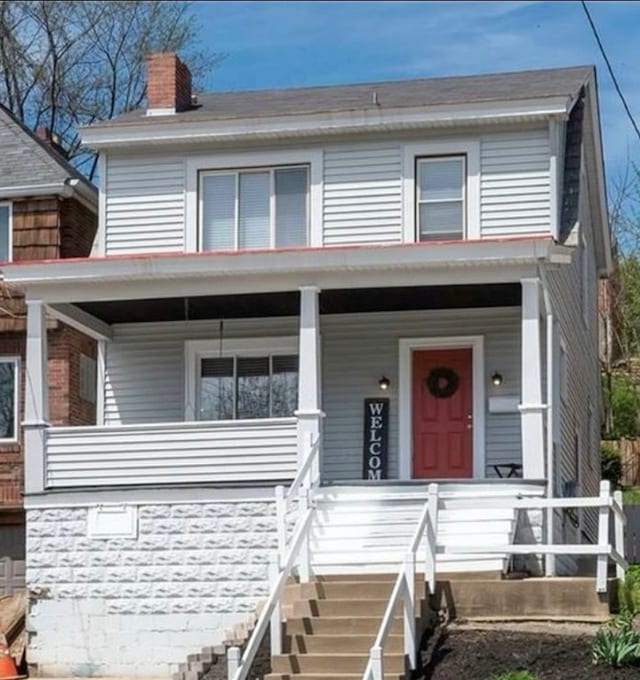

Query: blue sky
[193,1,640,188]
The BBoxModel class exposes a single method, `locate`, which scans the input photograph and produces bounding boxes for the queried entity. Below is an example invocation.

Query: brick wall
[146,53,192,112]
[0,326,96,509]
[59,198,97,259]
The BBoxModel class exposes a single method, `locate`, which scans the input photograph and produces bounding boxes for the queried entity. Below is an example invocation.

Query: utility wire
[581,0,640,143]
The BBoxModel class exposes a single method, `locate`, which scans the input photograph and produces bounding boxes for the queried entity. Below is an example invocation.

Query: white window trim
[199,165,310,251]
[184,336,299,421]
[0,355,19,444]
[398,335,485,480]
[0,201,12,263]
[185,149,323,252]
[416,156,466,241]
[402,139,480,243]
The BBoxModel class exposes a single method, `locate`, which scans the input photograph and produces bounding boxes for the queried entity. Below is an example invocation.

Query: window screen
[417,157,465,241]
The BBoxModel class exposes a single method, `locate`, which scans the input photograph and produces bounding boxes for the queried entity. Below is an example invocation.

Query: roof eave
[81,96,573,149]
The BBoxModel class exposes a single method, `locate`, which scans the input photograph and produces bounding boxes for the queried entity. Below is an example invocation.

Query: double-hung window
[416,156,465,241]
[200,166,309,251]
[0,357,18,441]
[0,203,11,262]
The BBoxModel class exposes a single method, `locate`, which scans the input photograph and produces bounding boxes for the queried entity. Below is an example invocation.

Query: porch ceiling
[75,283,520,324]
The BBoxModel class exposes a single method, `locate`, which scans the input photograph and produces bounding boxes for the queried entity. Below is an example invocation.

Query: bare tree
[0,1,222,178]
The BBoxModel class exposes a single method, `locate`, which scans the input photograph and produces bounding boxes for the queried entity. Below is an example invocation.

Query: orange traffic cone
[0,639,21,680]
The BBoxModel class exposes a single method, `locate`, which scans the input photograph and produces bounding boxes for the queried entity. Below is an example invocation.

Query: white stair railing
[443,480,627,593]
[227,508,315,680]
[226,432,321,680]
[361,483,439,680]
[275,432,321,571]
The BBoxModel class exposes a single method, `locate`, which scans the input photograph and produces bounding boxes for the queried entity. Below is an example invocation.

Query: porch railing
[44,418,297,487]
[361,483,439,680]
[226,432,321,680]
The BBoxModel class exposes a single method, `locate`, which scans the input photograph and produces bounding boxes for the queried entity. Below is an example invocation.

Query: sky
[192,0,640,191]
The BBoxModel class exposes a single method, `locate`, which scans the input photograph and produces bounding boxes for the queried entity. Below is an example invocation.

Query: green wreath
[426,367,459,399]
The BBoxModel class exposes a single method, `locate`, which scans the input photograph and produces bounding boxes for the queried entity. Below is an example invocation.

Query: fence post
[403,553,417,669]
[298,487,311,582]
[370,645,384,680]
[426,483,439,595]
[596,480,610,593]
[227,646,240,680]
[269,552,282,656]
[275,485,287,561]
[613,489,626,581]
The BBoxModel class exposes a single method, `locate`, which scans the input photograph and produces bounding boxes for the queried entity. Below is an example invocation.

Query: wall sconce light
[491,372,503,387]
[378,376,390,391]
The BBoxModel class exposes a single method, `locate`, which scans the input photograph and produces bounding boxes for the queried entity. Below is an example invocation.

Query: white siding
[103,308,522,481]
[45,419,297,487]
[480,128,551,238]
[105,153,185,254]
[323,143,402,245]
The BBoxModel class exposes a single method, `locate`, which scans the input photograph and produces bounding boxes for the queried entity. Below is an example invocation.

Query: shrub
[601,442,623,488]
[619,565,640,616]
[608,373,640,439]
[487,672,540,680]
[592,613,640,667]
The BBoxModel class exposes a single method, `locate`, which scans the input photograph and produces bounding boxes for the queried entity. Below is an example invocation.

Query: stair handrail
[361,483,439,680]
[275,431,321,559]
[441,480,627,593]
[227,505,315,680]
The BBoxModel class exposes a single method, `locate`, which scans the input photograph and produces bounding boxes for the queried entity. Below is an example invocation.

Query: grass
[487,672,540,680]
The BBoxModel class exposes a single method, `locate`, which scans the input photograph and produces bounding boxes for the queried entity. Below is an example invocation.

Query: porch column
[520,278,546,479]
[24,300,48,495]
[296,286,323,482]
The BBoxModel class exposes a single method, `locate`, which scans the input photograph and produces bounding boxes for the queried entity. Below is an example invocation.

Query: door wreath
[425,367,459,399]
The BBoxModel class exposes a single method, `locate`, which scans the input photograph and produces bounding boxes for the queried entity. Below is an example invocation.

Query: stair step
[265,674,404,680]
[285,633,403,654]
[287,580,427,600]
[284,616,404,635]
[293,598,402,618]
[272,652,407,674]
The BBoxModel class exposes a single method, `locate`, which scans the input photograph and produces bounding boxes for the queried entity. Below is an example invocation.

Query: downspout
[539,266,556,576]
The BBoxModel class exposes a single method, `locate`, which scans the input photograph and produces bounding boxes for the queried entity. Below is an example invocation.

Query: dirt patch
[424,626,640,679]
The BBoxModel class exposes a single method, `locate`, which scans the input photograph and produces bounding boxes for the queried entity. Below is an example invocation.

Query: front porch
[20,282,552,492]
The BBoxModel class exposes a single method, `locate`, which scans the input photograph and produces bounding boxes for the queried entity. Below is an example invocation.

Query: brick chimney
[146,52,193,115]
[35,126,69,158]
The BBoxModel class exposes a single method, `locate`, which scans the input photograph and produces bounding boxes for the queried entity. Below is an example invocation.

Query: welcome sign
[362,398,389,480]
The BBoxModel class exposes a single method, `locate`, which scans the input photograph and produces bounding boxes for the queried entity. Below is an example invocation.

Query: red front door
[412,348,473,478]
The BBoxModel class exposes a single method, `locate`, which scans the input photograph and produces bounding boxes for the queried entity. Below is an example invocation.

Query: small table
[492,463,523,479]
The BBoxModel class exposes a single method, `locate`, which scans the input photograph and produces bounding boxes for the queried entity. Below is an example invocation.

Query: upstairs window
[416,156,465,241]
[0,357,18,441]
[0,203,11,262]
[200,166,309,251]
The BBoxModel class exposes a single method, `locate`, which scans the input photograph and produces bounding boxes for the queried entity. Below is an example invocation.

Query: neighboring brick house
[0,104,98,589]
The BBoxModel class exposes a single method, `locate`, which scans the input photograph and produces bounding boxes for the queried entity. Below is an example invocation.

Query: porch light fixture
[491,372,503,387]
[378,376,390,391]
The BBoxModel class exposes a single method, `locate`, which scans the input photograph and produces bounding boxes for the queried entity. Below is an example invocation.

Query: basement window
[0,357,18,441]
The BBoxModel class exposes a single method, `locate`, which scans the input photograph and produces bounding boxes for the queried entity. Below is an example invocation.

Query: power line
[580,0,640,143]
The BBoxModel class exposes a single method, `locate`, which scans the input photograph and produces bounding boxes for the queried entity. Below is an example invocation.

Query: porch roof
[2,237,571,305]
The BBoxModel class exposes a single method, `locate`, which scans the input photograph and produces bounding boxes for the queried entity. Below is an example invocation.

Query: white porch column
[296,286,323,481]
[24,300,49,494]
[520,278,546,479]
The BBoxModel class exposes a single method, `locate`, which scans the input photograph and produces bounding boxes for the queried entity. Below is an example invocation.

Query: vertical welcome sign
[362,398,389,480]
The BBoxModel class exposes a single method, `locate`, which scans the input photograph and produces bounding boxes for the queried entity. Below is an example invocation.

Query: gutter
[0,179,98,213]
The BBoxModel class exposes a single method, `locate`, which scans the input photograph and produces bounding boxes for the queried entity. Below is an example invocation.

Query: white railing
[227,431,321,680]
[227,509,315,680]
[361,483,439,680]
[45,417,298,487]
[275,432,321,570]
[443,480,627,593]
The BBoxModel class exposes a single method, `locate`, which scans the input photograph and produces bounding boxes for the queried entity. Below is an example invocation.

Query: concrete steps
[264,575,429,680]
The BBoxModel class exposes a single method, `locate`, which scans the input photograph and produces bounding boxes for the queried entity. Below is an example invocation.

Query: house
[1,55,614,678]
[0,106,97,594]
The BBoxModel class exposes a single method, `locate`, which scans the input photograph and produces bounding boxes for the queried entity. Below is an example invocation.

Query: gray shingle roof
[99,65,593,128]
[0,103,96,196]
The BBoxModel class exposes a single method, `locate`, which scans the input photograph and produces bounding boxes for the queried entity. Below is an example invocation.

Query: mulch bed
[424,627,640,679]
